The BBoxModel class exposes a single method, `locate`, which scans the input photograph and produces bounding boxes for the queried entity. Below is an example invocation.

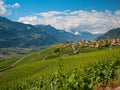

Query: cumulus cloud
[0,0,6,16]
[35,10,70,18]
[115,10,120,15]
[18,10,120,34]
[7,3,20,8]
[0,0,20,16]
[18,16,40,24]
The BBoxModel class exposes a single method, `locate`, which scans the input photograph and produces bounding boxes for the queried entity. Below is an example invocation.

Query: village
[57,38,120,48]
[56,38,120,54]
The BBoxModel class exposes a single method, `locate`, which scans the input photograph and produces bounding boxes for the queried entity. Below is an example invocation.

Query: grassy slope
[0,56,21,70]
[0,46,120,88]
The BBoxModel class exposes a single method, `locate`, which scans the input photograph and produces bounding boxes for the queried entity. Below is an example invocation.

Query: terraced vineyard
[0,45,120,90]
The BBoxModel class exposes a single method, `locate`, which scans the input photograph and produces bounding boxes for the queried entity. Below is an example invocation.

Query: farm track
[11,57,24,67]
[0,54,32,75]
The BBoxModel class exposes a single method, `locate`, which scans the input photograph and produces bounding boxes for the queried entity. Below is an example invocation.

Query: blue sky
[4,0,120,20]
[0,0,120,34]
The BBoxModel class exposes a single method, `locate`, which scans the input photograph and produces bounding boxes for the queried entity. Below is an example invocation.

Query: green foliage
[5,56,119,90]
[0,47,120,89]
[44,58,118,90]
[0,56,20,70]
[54,48,60,53]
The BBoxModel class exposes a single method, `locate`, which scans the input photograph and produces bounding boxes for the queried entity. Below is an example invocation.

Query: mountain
[77,31,101,40]
[35,25,101,40]
[0,16,99,48]
[0,17,55,48]
[0,16,79,48]
[70,29,101,40]
[35,25,81,42]
[96,28,120,40]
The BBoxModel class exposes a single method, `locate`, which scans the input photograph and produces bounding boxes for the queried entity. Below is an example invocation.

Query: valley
[0,10,120,90]
[0,39,120,90]
[0,0,120,89]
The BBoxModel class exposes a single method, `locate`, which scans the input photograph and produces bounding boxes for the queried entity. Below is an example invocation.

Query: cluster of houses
[56,38,120,48]
[80,38,120,48]
[55,38,120,54]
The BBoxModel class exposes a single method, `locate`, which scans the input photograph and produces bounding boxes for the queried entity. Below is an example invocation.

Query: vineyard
[8,57,120,90]
[0,46,120,90]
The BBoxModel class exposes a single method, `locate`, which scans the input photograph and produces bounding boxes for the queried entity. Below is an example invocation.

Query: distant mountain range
[0,16,100,48]
[96,28,120,40]
[35,25,100,41]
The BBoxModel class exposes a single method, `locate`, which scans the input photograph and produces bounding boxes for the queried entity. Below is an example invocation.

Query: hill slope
[0,45,120,89]
[0,16,79,48]
[97,28,120,40]
[35,25,82,42]
[0,16,57,48]
[36,25,100,40]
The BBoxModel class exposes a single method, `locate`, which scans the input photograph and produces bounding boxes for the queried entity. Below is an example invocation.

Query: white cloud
[8,3,20,8]
[0,0,20,16]
[18,10,120,34]
[18,16,41,25]
[35,10,70,18]
[0,0,6,16]
[115,10,120,15]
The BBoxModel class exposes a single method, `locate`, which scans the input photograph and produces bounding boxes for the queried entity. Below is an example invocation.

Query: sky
[0,0,120,34]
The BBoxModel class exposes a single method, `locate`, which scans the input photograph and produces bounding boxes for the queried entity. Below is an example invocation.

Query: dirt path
[0,57,24,75]
[11,57,24,67]
[42,55,48,60]
[11,53,34,67]
[0,54,31,75]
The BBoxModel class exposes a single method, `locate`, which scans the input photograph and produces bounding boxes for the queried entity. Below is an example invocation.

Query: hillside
[35,25,82,42]
[97,28,120,40]
[35,25,100,40]
[0,16,77,48]
[0,16,56,48]
[0,41,120,89]
[0,16,120,89]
